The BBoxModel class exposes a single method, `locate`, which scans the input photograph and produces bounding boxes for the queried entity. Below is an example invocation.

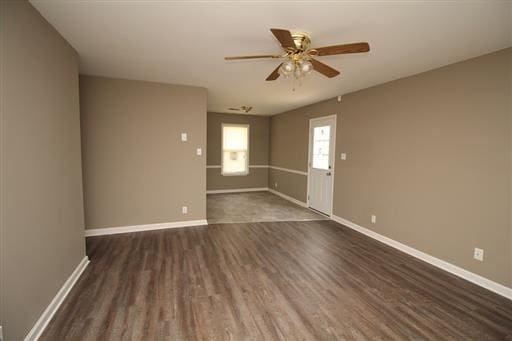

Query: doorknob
[326,172,331,176]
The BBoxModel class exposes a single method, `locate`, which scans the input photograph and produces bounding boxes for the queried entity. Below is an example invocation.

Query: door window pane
[312,126,330,170]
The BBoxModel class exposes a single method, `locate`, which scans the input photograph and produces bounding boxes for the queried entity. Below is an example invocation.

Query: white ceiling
[31,1,511,116]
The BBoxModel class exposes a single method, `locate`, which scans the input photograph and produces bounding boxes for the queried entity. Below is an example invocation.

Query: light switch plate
[371,215,376,224]
[196,148,202,156]
[181,133,187,142]
[182,206,188,214]
[474,247,484,261]
[341,153,347,160]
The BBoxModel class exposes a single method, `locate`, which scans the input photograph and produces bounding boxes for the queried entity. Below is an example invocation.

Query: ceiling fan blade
[270,28,295,49]
[310,58,340,78]
[313,42,370,56]
[225,54,280,60]
[266,63,282,81]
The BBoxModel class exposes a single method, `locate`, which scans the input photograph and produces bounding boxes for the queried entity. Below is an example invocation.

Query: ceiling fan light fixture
[300,60,313,75]
[279,60,295,76]
[294,66,303,79]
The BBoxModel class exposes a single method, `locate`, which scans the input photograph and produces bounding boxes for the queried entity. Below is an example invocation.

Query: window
[312,125,330,170]
[222,124,249,176]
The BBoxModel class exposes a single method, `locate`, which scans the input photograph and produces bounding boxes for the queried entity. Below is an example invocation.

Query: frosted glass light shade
[300,60,313,74]
[280,60,295,76]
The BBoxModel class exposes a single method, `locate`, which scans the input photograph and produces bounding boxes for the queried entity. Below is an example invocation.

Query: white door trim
[307,114,337,217]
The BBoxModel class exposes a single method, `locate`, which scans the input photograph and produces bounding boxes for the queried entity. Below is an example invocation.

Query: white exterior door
[308,115,336,215]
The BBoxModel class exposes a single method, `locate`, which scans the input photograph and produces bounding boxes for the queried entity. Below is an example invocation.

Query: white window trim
[221,123,250,176]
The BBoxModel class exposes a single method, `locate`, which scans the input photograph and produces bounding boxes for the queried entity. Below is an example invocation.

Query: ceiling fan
[225,28,370,81]
[228,106,253,113]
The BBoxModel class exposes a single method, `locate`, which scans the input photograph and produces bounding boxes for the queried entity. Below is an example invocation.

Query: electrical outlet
[473,247,484,261]
[196,148,202,156]
[181,133,187,142]
[274,182,278,188]
[182,206,188,214]
[341,153,347,160]
[371,214,376,224]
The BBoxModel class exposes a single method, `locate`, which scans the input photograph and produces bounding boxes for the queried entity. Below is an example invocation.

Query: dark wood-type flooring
[41,220,512,340]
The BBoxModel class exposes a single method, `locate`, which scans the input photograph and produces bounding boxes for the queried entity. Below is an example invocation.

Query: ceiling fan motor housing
[291,32,312,52]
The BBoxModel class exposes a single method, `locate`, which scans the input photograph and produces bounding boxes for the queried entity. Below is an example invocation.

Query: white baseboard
[24,256,90,341]
[331,215,512,301]
[268,188,308,208]
[85,219,208,237]
[207,187,269,194]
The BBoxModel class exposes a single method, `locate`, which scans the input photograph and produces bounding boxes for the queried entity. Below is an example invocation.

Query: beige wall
[270,48,512,287]
[207,112,269,190]
[268,168,307,202]
[508,48,512,288]
[80,76,207,229]
[0,1,86,339]
[508,48,512,287]
[208,168,268,190]
[269,98,340,201]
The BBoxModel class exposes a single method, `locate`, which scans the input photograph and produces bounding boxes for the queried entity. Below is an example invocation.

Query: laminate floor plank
[41,220,512,340]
